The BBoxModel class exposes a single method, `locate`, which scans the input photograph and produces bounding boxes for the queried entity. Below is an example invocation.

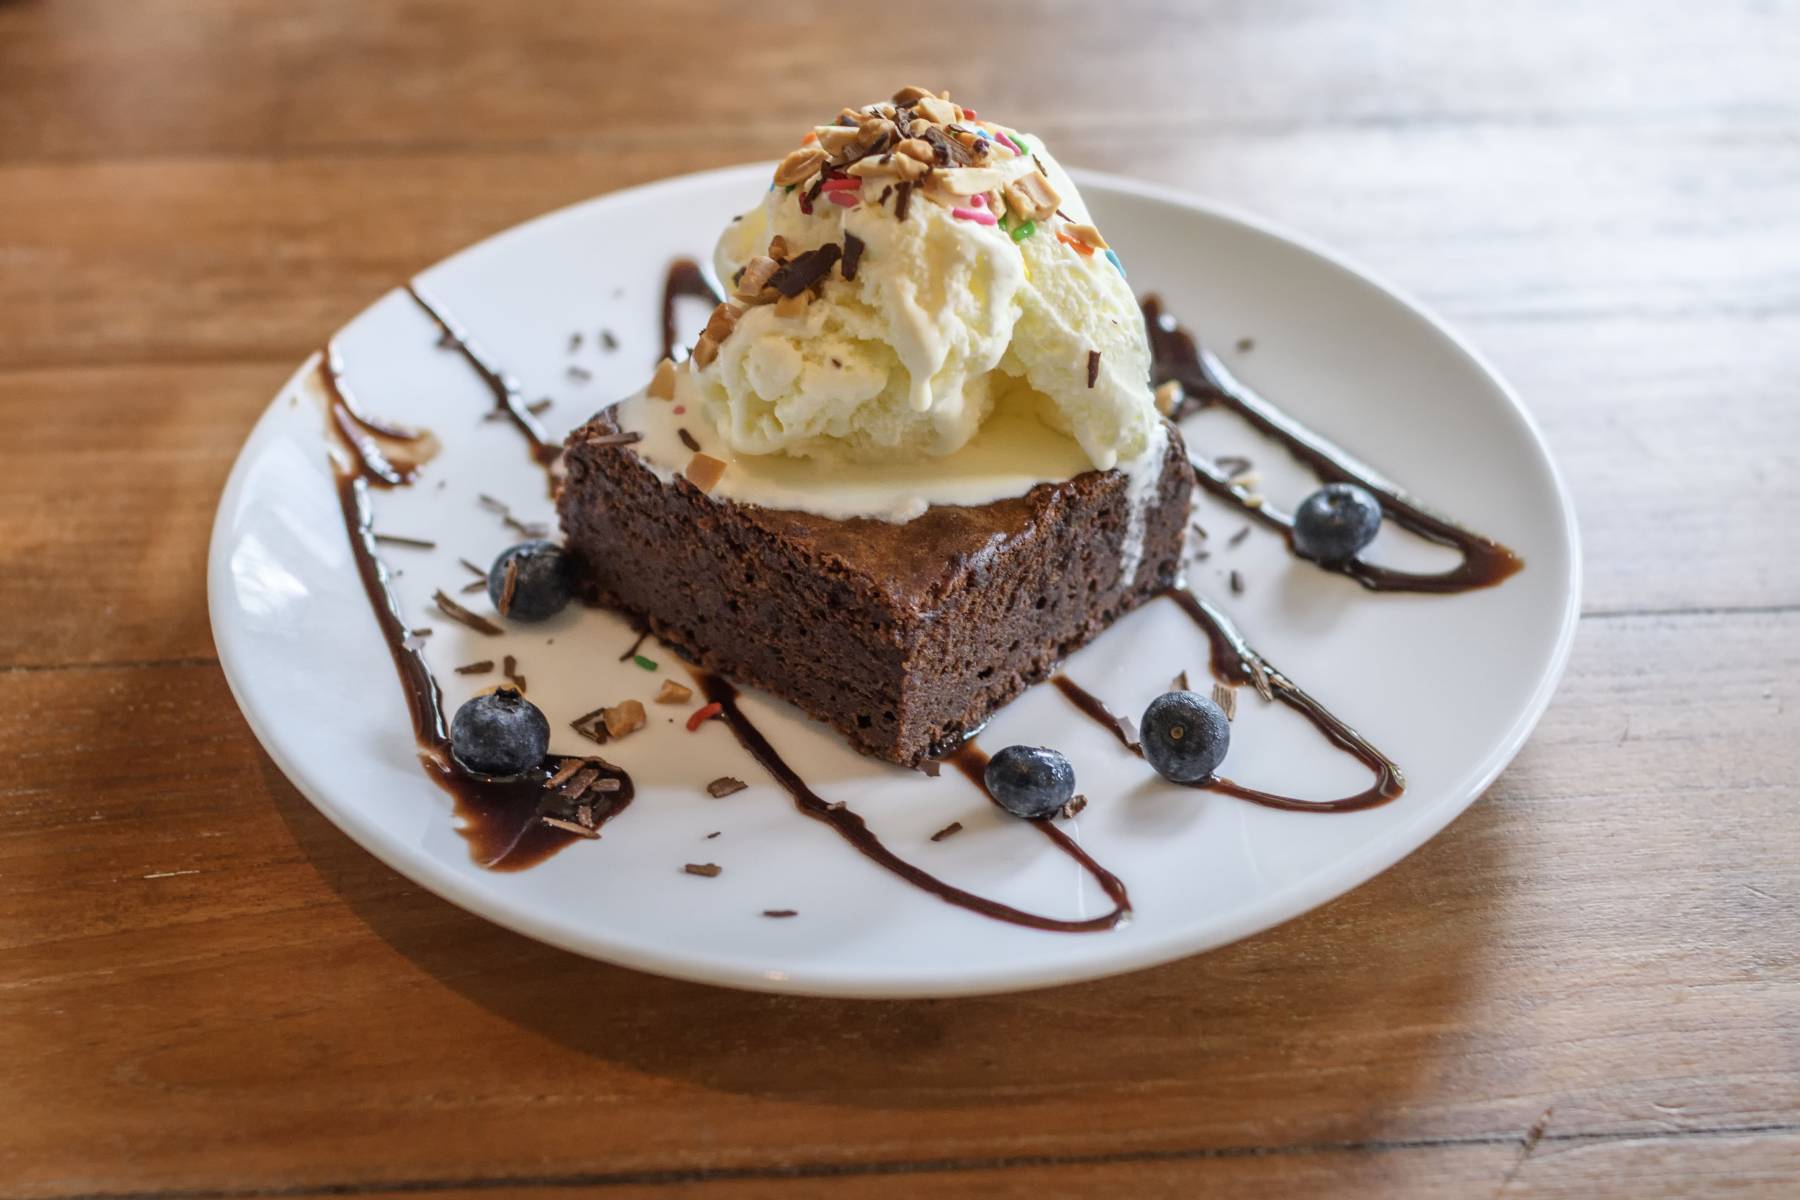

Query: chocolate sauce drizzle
[321,349,633,871]
[660,257,725,364]
[406,283,563,477]
[1143,296,1523,594]
[1052,589,1404,812]
[695,673,1130,933]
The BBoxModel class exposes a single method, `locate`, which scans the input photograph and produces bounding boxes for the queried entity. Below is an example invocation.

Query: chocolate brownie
[558,413,1194,766]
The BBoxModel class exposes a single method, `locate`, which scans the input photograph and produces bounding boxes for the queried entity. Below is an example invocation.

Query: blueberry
[984,746,1076,819]
[450,687,549,777]
[1291,483,1382,563]
[1139,691,1230,784]
[487,540,574,621]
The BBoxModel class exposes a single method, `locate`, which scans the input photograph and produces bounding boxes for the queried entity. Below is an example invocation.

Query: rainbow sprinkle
[953,206,997,226]
[1104,248,1125,276]
[1011,219,1036,242]
[633,654,657,671]
[826,190,858,207]
[994,130,1023,156]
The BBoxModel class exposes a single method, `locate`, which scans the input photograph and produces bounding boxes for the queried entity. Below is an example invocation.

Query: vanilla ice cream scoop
[687,88,1158,472]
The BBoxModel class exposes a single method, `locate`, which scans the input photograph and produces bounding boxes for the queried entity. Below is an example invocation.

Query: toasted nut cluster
[601,699,647,739]
[1003,172,1060,223]
[648,357,678,400]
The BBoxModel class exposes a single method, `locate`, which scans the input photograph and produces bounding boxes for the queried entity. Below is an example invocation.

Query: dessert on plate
[559,87,1192,766]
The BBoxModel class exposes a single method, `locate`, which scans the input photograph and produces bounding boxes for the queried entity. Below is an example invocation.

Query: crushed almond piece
[1155,380,1184,415]
[814,124,861,156]
[655,679,694,705]
[734,256,779,301]
[849,152,927,182]
[685,452,727,493]
[601,699,647,739]
[928,166,1003,196]
[691,334,720,368]
[914,95,957,125]
[893,137,935,163]
[1003,172,1061,223]
[767,234,789,260]
[774,146,827,186]
[647,357,678,400]
[856,115,897,147]
[684,862,723,878]
[703,302,743,343]
[773,292,809,319]
[1064,221,1109,250]
[892,85,937,104]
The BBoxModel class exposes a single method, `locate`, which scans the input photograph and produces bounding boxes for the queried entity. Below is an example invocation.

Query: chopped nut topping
[913,95,957,125]
[929,166,1004,196]
[734,256,779,300]
[774,146,827,186]
[691,334,720,368]
[767,234,789,260]
[893,137,935,163]
[891,85,938,104]
[773,291,809,318]
[685,452,727,493]
[814,124,862,156]
[706,776,748,798]
[1063,221,1109,250]
[856,115,898,147]
[703,302,744,343]
[601,699,646,739]
[1154,380,1184,415]
[655,679,694,705]
[683,862,723,878]
[1003,172,1061,223]
[848,152,928,182]
[648,357,678,400]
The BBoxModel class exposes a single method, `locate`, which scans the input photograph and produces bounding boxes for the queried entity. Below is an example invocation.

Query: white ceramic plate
[209,164,1579,997]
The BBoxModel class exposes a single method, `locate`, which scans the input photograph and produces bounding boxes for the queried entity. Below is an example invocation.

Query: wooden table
[4,2,1796,1195]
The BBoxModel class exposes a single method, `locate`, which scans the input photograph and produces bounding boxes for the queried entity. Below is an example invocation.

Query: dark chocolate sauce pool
[1144,295,1523,594]
[322,348,632,871]
[318,264,1462,919]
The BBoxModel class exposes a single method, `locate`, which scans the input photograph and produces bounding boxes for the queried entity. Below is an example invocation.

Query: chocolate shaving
[454,660,494,674]
[841,232,865,281]
[920,124,972,166]
[617,628,651,663]
[762,909,799,918]
[1230,569,1245,594]
[567,365,592,382]
[1229,525,1251,546]
[1171,670,1190,692]
[459,579,486,594]
[478,494,510,513]
[1086,350,1101,389]
[803,173,827,210]
[569,705,611,744]
[541,816,600,839]
[1061,795,1088,820]
[706,776,748,798]
[502,653,525,692]
[498,559,519,617]
[684,863,722,878]
[458,557,487,577]
[558,767,602,800]
[877,184,893,206]
[568,332,583,352]
[373,532,436,550]
[1235,336,1255,353]
[432,590,503,636]
[544,759,589,790]
[917,757,942,778]
[767,244,842,298]
[678,427,701,453]
[930,821,964,842]
[1212,682,1238,721]
[503,514,549,539]
[895,181,913,221]
[577,430,645,449]
[527,397,553,415]
[601,330,619,351]
[1215,455,1254,479]
[706,831,721,839]
[409,627,432,637]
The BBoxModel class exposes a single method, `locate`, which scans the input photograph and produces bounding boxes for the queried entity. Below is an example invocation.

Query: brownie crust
[558,414,1193,766]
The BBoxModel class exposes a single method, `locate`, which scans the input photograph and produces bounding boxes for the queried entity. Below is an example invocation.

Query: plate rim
[208,163,1583,997]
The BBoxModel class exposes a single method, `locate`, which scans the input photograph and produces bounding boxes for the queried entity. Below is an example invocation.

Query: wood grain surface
[2,1,1795,1196]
